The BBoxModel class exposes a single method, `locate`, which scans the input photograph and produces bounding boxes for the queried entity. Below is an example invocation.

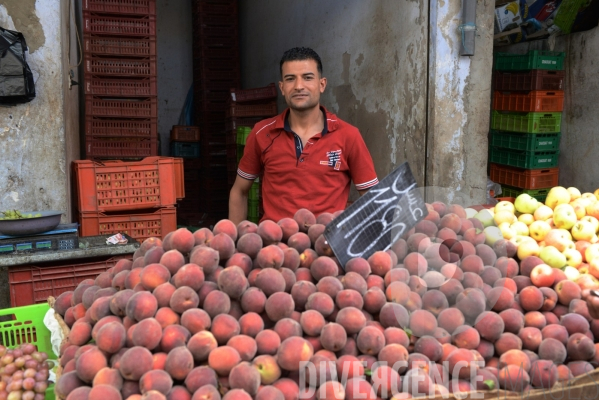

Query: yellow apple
[563,265,581,281]
[511,235,535,247]
[592,235,599,244]
[533,205,553,221]
[586,202,599,220]
[595,188,599,201]
[576,197,593,209]
[517,239,540,259]
[495,201,516,214]
[539,245,567,268]
[582,193,598,203]
[553,204,577,230]
[498,222,516,240]
[465,208,478,218]
[545,186,571,209]
[474,209,495,228]
[510,221,529,237]
[528,220,552,242]
[585,244,599,263]
[581,216,599,233]
[557,228,573,241]
[571,220,596,242]
[570,200,587,220]
[494,210,516,226]
[545,229,571,252]
[567,187,582,201]
[563,248,583,268]
[518,213,535,226]
[514,194,540,214]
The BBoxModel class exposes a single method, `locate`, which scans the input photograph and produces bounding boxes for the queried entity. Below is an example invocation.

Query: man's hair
[280,47,323,77]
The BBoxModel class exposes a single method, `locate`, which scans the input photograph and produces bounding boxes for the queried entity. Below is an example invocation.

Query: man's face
[279,59,327,112]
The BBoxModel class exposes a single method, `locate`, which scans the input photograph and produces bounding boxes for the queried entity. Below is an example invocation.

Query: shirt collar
[283,106,329,136]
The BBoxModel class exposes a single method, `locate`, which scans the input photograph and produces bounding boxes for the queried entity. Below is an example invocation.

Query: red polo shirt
[237,106,379,222]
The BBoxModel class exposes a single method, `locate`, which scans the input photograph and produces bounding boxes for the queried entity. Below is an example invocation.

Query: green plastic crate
[248,199,259,220]
[500,185,549,203]
[489,147,560,169]
[0,303,57,400]
[248,181,260,201]
[491,111,561,133]
[236,126,251,145]
[494,51,565,71]
[554,0,588,34]
[237,145,244,163]
[170,141,200,158]
[490,130,561,152]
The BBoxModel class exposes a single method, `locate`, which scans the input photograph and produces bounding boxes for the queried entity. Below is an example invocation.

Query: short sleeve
[346,130,379,190]
[237,127,262,181]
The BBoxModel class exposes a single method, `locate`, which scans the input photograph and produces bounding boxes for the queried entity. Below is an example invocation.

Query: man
[229,47,378,225]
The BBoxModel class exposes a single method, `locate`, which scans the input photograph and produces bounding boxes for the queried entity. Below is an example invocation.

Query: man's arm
[358,189,370,197]
[229,175,255,225]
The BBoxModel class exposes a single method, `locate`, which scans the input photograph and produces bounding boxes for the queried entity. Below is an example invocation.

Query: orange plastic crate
[82,0,156,15]
[85,137,158,159]
[79,208,177,243]
[8,255,131,307]
[173,158,185,200]
[489,163,559,190]
[73,157,183,213]
[171,126,201,142]
[85,77,157,97]
[493,91,564,112]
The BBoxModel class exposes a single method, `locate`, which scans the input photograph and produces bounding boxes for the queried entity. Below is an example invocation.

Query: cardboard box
[495,1,524,33]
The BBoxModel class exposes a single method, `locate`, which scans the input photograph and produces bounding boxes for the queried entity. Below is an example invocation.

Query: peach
[367,251,393,277]
[187,331,217,363]
[438,279,464,306]
[206,346,240,377]
[561,313,590,335]
[236,233,263,260]
[125,268,143,290]
[541,324,569,345]
[452,325,481,350]
[518,327,543,352]
[568,361,594,377]
[409,309,438,337]
[403,252,427,277]
[170,286,199,314]
[125,291,157,322]
[93,367,123,389]
[384,281,410,305]
[265,292,295,321]
[139,263,171,291]
[300,310,326,337]
[462,272,484,290]
[180,308,211,334]
[529,359,558,389]
[299,248,318,269]
[295,267,313,282]
[345,258,371,279]
[140,370,173,395]
[275,336,314,372]
[455,288,486,325]
[379,303,409,329]
[415,219,438,238]
[446,348,478,380]
[274,317,302,342]
[237,220,257,237]
[170,228,195,254]
[487,286,515,312]
[209,232,235,261]
[213,219,238,242]
[413,336,443,362]
[555,280,582,306]
[438,308,466,335]
[476,244,497,266]
[190,385,219,400]
[498,365,530,392]
[519,286,544,311]
[305,292,335,317]
[499,349,531,373]
[119,346,153,381]
[363,288,386,315]
[256,245,285,269]
[291,281,317,311]
[160,325,191,353]
[203,290,231,318]
[340,272,367,296]
[310,256,338,281]
[493,239,518,259]
[144,246,165,267]
[335,307,366,335]
[567,333,596,361]
[257,220,283,245]
[406,233,430,253]
[519,256,545,277]
[240,287,266,314]
[366,274,385,290]
[474,311,505,342]
[524,311,546,330]
[538,338,567,364]
[495,333,523,356]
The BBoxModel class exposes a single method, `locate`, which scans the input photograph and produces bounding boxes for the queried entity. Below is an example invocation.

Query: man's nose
[293,78,304,90]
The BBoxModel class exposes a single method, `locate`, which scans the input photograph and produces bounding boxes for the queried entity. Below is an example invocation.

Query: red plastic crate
[83,0,156,15]
[171,126,200,142]
[193,34,239,49]
[86,96,157,118]
[85,76,157,97]
[173,158,185,200]
[84,35,156,57]
[193,1,237,16]
[85,54,156,77]
[73,157,183,213]
[193,23,238,38]
[83,12,156,36]
[227,101,278,118]
[8,255,132,307]
[225,117,262,132]
[79,208,177,243]
[230,83,277,103]
[493,91,565,112]
[85,116,157,138]
[489,163,559,189]
[494,70,565,92]
[193,47,239,60]
[85,137,158,159]
[196,89,231,103]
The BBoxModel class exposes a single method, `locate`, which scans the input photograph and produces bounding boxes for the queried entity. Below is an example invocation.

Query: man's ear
[320,77,327,93]
[279,80,284,95]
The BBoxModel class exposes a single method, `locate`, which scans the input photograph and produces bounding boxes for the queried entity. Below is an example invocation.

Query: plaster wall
[157,0,194,156]
[0,1,70,218]
[238,0,429,199]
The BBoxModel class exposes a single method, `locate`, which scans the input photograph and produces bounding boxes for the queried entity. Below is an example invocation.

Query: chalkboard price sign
[324,162,428,268]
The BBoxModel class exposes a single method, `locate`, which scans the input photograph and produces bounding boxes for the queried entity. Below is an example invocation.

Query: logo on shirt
[320,150,342,170]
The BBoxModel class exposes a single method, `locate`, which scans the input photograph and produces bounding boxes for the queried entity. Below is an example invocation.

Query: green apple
[514,194,540,214]
[553,204,577,231]
[495,201,516,214]
[529,220,551,242]
[510,221,530,237]
[465,208,478,218]
[484,226,503,247]
[571,220,596,242]
[539,245,567,269]
[474,209,495,228]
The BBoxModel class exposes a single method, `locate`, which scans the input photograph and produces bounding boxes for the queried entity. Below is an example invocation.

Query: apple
[484,226,504,247]
[518,213,535,226]
[510,221,529,237]
[563,266,581,281]
[557,228,572,241]
[592,235,599,244]
[567,187,582,201]
[595,188,599,201]
[571,220,596,242]
[465,208,478,218]
[514,194,539,214]
[474,209,495,228]
[585,244,599,264]
[495,201,516,214]
[570,201,587,220]
[582,192,598,203]
[577,274,599,291]
[539,245,567,269]
[552,204,577,230]
[586,202,599,219]
[530,263,555,287]
[533,205,553,221]
[588,258,599,280]
[575,240,592,262]
[494,210,516,226]
[517,238,540,260]
[545,186,571,209]
[544,229,571,252]
[563,248,583,268]
[581,216,599,233]
[528,220,552,242]
[498,222,516,240]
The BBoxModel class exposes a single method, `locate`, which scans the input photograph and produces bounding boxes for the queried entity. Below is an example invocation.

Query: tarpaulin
[0,26,35,105]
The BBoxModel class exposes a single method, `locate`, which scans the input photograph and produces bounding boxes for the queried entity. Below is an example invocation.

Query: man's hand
[582,289,599,319]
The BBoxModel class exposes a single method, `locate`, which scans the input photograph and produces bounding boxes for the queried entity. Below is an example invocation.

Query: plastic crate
[193,1,238,16]
[83,12,156,36]
[237,144,244,163]
[489,164,559,189]
[493,91,564,112]
[489,147,560,169]
[493,70,565,92]
[225,117,262,132]
[8,256,131,307]
[227,101,278,118]
[195,66,240,82]
[171,142,200,158]
[85,137,158,159]
[85,96,157,118]
[248,181,260,201]
[491,111,562,133]
[171,126,200,142]
[237,126,251,145]
[174,158,185,200]
[490,130,561,152]
[196,89,231,104]
[230,83,277,103]
[500,186,549,203]
[554,0,588,34]
[73,157,182,213]
[248,199,260,222]
[85,55,156,77]
[83,0,156,15]
[494,51,565,71]
[85,116,157,138]
[85,76,157,97]
[193,47,239,60]
[84,35,156,57]
[79,208,177,242]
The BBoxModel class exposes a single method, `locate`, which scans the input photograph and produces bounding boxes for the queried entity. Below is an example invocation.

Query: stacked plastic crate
[82,0,158,160]
[169,126,202,225]
[490,50,566,203]
[73,157,183,242]
[192,0,241,221]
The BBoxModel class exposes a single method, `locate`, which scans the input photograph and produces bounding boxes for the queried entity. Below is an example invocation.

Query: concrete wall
[498,26,599,193]
[0,1,71,219]
[157,0,194,156]
[238,0,429,199]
